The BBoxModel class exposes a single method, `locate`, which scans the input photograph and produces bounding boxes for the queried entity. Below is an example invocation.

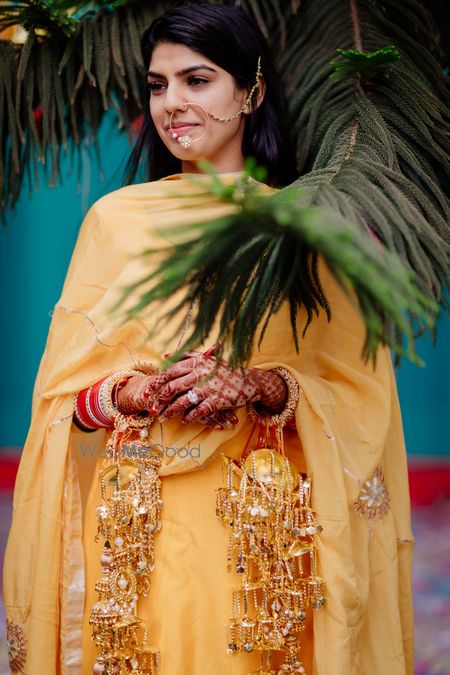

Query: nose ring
[169,102,209,148]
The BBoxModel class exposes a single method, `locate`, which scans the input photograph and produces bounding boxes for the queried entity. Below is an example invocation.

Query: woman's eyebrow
[147,64,217,79]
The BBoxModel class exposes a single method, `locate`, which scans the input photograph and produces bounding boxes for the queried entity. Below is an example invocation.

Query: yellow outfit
[3,173,414,675]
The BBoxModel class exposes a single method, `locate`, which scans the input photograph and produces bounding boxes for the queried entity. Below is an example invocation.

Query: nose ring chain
[208,56,262,122]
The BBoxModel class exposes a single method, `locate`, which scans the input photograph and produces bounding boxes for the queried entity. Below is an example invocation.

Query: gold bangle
[99,370,147,422]
[99,361,159,422]
[247,366,300,428]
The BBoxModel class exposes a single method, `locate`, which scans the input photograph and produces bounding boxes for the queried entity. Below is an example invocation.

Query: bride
[3,4,413,674]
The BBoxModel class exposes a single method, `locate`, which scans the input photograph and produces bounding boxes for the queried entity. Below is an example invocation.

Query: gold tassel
[89,411,162,674]
[216,422,326,674]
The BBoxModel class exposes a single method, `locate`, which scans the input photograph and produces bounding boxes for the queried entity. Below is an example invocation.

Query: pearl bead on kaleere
[93,657,106,674]
[100,549,113,570]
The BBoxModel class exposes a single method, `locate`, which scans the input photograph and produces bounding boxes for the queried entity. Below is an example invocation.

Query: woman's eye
[147,81,166,92]
[187,76,208,86]
[146,76,208,93]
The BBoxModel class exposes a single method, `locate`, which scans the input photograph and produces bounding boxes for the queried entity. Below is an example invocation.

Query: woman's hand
[116,374,156,416]
[143,345,288,427]
[115,355,239,429]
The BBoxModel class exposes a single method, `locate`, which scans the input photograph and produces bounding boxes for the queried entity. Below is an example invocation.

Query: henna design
[116,375,156,415]
[144,353,288,425]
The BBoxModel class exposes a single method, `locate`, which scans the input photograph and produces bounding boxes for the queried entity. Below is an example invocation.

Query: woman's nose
[164,83,187,113]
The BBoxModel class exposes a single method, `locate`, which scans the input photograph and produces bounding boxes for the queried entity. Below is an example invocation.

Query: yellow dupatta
[3,173,414,674]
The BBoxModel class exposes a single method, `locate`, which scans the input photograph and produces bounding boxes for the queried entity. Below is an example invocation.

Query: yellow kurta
[3,172,414,675]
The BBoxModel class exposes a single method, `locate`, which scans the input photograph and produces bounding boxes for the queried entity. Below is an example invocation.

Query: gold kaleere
[89,410,163,674]
[216,422,326,675]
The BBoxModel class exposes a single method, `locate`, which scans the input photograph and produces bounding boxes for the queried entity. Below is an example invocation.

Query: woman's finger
[145,350,221,402]
[199,413,226,430]
[201,410,236,430]
[159,387,206,421]
[144,358,198,399]
[153,367,227,415]
[164,349,202,359]
[202,344,218,358]
[221,410,239,426]
[151,374,201,416]
[182,396,228,423]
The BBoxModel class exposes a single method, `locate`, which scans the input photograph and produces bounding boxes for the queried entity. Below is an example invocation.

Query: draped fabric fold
[3,173,413,674]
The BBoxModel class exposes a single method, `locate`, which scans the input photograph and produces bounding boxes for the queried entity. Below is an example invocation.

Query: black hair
[124,2,297,187]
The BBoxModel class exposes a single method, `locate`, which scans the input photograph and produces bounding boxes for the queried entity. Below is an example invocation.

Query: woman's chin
[171,148,210,164]
[174,150,203,161]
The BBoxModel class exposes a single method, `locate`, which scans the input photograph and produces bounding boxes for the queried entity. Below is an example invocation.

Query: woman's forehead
[148,42,219,75]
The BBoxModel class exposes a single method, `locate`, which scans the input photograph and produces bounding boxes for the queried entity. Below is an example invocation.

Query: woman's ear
[244,77,266,115]
[255,77,266,109]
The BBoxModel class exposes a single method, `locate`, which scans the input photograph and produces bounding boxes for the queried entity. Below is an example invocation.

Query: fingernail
[143,391,150,399]
[230,415,239,425]
[203,344,217,357]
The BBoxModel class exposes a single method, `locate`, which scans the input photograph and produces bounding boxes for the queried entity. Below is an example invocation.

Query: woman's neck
[181,149,245,175]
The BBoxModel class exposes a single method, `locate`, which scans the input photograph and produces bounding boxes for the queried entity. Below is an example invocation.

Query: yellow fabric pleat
[3,173,414,674]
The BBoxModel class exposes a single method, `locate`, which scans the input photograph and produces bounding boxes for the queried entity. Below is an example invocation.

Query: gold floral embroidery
[354,466,390,519]
[6,618,27,674]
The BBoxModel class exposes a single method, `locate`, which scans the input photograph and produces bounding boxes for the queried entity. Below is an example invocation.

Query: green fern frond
[0,0,78,36]
[114,165,437,368]
[0,0,160,215]
[271,0,450,323]
[330,45,400,81]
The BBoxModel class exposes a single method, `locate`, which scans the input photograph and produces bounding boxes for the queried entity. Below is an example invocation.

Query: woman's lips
[167,123,199,132]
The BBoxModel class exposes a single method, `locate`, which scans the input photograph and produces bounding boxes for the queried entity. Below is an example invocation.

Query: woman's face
[147,42,253,173]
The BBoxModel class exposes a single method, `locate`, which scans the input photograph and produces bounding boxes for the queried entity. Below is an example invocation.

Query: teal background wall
[1,118,449,455]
